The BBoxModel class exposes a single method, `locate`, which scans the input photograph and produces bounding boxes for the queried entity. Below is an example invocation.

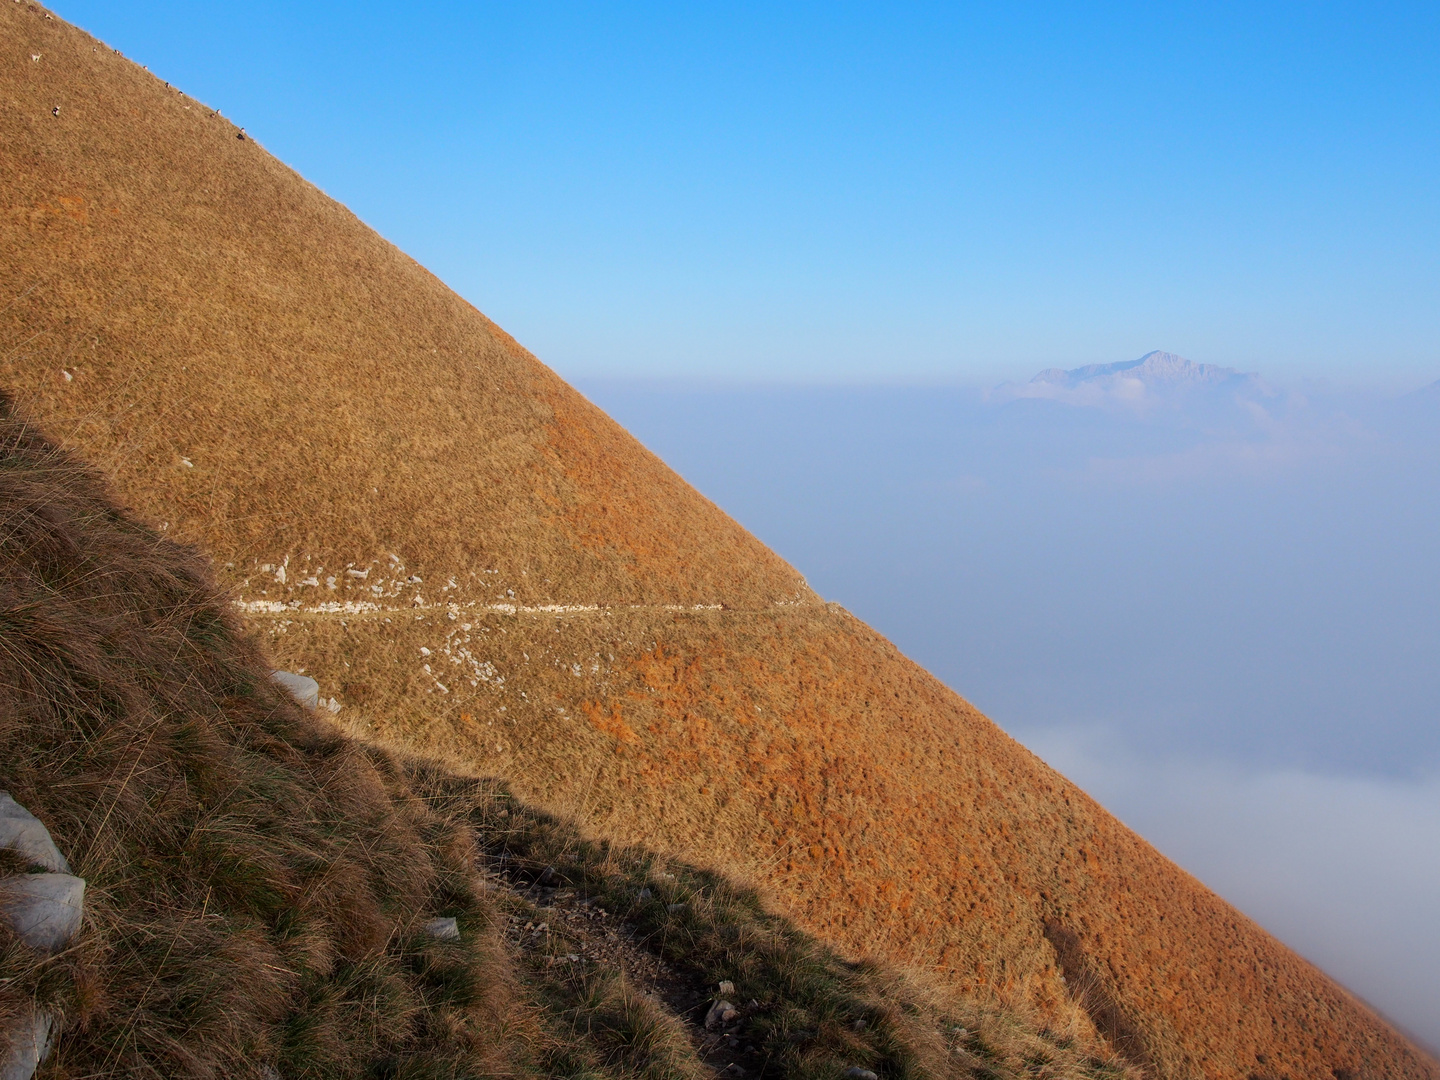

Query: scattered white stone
[0,873,85,953]
[270,670,319,709]
[424,917,460,941]
[0,793,69,873]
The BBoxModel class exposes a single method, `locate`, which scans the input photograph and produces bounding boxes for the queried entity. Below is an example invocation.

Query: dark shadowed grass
[0,395,522,1079]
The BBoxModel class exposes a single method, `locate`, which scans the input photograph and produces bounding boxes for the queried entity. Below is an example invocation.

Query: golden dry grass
[0,395,1148,1080]
[1,4,1434,1078]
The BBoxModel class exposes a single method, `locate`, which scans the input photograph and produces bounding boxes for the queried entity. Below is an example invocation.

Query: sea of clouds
[1031,727,1440,1047]
[580,355,1440,1048]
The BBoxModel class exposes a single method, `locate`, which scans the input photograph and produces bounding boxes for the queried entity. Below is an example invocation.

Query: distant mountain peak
[1031,350,1245,389]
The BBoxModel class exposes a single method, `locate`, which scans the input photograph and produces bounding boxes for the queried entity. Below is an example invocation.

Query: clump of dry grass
[531,967,707,1080]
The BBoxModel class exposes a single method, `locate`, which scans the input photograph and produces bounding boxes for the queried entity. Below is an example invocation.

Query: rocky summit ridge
[1030,351,1251,389]
[1,5,1436,1078]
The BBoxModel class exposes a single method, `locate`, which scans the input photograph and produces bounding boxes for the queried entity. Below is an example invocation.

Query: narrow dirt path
[490,865,772,1077]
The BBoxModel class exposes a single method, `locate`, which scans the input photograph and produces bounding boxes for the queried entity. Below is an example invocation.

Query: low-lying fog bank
[579,357,1440,1047]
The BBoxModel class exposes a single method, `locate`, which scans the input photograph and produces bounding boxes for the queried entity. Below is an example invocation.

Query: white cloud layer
[1024,726,1440,1052]
[578,367,1440,1052]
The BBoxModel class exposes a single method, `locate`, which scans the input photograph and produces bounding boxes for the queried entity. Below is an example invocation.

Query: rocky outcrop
[0,793,83,1080]
[270,669,320,709]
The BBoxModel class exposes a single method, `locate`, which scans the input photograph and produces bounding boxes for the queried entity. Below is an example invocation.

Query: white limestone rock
[270,670,319,709]
[0,873,85,953]
[0,1005,52,1080]
[0,793,69,873]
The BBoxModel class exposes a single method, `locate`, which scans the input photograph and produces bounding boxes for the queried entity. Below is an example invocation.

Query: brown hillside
[1,5,1434,1077]
[0,398,1141,1080]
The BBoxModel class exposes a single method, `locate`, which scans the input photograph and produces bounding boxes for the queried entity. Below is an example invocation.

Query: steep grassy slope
[0,398,1138,1080]
[1,4,1434,1077]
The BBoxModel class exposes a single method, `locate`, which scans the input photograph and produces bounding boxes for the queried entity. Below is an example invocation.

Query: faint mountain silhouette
[1033,350,1254,388]
[994,350,1276,412]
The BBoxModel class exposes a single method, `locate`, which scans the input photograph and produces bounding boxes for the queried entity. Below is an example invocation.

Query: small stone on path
[705,1000,738,1031]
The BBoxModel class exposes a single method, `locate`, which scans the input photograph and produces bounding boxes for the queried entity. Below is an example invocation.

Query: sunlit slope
[2,6,1433,1078]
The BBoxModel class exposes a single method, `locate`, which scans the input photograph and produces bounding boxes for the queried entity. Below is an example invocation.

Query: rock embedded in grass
[424,916,460,941]
[0,872,86,953]
[270,669,320,708]
[0,793,82,1080]
[0,1005,53,1080]
[0,793,70,873]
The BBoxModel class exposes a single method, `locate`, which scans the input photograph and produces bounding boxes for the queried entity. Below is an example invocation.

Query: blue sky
[57,1,1440,385]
